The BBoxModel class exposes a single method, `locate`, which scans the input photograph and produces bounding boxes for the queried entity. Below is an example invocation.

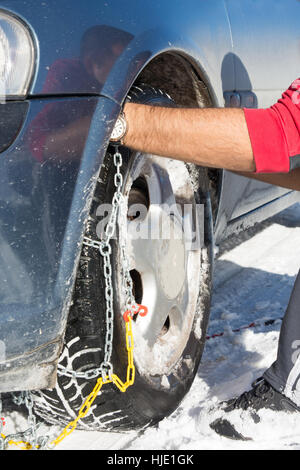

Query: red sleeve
[243,78,300,173]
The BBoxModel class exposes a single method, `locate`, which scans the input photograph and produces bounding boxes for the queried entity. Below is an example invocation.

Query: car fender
[100,25,234,108]
[0,96,120,392]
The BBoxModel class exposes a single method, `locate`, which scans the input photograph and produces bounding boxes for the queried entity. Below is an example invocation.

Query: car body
[0,0,299,393]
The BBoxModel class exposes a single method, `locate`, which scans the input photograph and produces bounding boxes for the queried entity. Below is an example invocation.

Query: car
[0,0,299,437]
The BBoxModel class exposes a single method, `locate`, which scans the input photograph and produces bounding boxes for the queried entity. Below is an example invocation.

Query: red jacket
[244,78,300,173]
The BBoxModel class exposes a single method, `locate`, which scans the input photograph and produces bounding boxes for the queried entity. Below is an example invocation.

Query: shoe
[210,377,300,440]
[222,377,300,413]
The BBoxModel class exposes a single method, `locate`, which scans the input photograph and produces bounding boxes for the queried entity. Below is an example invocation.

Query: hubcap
[117,155,201,376]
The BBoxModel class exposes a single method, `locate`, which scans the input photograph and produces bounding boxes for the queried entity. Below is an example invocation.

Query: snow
[2,203,300,450]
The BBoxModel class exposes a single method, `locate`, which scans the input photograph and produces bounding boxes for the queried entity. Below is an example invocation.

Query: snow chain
[0,145,148,450]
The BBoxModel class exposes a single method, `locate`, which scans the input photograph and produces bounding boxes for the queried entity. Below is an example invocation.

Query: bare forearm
[123,103,255,172]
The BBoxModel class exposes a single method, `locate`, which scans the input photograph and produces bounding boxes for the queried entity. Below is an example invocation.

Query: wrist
[122,102,150,150]
[122,102,132,147]
[110,110,128,146]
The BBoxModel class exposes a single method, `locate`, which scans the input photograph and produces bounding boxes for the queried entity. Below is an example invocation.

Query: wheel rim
[117,155,202,376]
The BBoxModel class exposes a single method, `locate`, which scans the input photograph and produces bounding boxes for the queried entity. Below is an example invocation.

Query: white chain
[58,146,137,380]
[0,146,137,449]
[0,391,44,450]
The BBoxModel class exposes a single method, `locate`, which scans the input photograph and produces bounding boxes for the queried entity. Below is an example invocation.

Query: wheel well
[133,52,221,221]
[134,52,212,108]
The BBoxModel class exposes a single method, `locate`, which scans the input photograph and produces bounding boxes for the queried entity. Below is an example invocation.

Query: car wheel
[32,85,213,432]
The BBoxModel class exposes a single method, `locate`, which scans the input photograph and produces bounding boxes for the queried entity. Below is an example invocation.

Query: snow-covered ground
[3,203,300,450]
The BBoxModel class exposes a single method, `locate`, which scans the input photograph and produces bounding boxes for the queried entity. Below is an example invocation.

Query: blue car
[0,0,299,432]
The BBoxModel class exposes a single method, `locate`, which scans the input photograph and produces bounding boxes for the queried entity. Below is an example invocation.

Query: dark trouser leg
[264,270,300,406]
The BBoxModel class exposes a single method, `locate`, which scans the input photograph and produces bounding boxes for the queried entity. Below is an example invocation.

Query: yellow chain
[1,315,137,450]
[51,316,135,447]
[0,433,33,450]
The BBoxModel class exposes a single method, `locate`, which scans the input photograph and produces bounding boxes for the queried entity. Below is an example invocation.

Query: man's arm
[123,104,255,172]
[122,78,300,179]
[123,99,300,191]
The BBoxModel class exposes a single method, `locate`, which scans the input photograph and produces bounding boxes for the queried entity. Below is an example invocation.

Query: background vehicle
[0,0,299,431]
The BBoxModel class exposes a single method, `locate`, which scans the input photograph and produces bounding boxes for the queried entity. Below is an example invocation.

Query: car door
[221,0,300,221]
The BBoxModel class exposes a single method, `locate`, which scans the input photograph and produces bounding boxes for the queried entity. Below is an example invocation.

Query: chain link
[0,391,43,450]
[51,314,137,447]
[0,145,148,450]
[59,147,126,381]
[59,147,141,381]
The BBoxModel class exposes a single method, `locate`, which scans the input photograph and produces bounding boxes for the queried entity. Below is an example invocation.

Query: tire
[32,85,213,432]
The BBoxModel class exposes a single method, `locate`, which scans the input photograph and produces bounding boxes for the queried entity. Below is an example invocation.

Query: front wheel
[32,85,213,431]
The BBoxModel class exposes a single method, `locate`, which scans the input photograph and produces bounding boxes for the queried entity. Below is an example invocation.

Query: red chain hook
[123,304,148,322]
